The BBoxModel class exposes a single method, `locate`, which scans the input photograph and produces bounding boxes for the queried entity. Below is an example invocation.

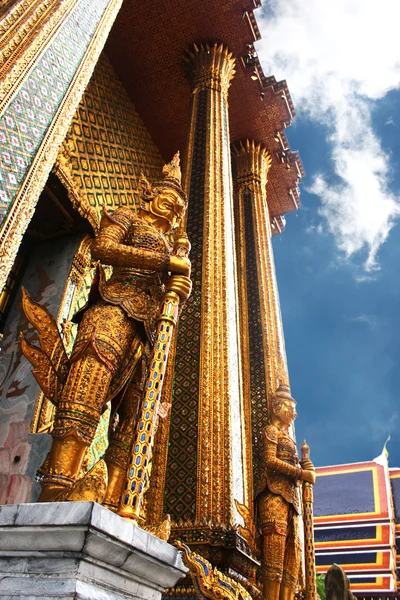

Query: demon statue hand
[21,153,191,509]
[256,383,315,600]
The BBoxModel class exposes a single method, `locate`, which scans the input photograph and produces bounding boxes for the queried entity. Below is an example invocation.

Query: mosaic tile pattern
[314,525,377,543]
[0,0,111,226]
[316,551,379,567]
[243,189,269,496]
[60,53,163,215]
[314,470,375,516]
[164,90,208,521]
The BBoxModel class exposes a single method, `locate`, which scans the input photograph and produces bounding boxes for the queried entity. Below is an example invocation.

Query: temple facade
[0,1,307,597]
[314,452,400,598]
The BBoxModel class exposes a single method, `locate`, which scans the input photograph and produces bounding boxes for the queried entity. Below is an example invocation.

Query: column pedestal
[0,502,187,600]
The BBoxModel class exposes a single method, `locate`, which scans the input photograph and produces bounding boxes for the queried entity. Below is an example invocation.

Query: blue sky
[256,1,400,468]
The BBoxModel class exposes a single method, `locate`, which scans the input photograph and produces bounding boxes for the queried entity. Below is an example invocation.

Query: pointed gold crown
[162,151,182,186]
[139,151,187,206]
[274,382,296,408]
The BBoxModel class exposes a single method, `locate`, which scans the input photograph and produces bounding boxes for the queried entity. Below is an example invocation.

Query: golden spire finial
[301,439,310,461]
[162,151,182,186]
[383,434,390,458]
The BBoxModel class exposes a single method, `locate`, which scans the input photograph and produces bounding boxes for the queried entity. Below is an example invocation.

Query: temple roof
[314,460,390,524]
[104,0,303,219]
[314,458,398,594]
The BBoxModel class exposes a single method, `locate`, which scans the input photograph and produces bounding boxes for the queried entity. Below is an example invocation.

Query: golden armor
[21,153,192,509]
[256,383,315,600]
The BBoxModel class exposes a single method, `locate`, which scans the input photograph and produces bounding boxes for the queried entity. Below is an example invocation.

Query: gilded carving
[176,541,253,600]
[21,154,192,524]
[235,498,260,558]
[300,440,317,600]
[185,43,236,97]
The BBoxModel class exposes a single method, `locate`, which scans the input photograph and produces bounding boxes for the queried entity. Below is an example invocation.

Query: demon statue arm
[91,209,170,270]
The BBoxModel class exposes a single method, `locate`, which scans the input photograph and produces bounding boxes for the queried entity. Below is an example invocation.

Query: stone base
[0,502,187,600]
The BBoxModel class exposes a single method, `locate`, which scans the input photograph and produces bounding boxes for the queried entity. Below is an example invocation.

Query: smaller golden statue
[256,383,315,600]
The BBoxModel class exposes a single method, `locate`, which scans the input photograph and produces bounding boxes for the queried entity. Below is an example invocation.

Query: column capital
[232,139,272,191]
[184,42,235,95]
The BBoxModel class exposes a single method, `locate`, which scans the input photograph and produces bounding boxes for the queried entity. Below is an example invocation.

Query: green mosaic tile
[0,0,111,225]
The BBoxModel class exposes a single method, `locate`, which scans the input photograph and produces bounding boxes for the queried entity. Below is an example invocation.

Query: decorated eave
[104,0,304,222]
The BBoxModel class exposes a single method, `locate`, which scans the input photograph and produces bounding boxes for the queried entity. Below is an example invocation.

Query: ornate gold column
[165,43,247,544]
[0,0,123,293]
[233,139,290,499]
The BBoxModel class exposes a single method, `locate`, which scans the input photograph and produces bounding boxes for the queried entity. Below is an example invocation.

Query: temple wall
[55,52,163,225]
[0,234,82,504]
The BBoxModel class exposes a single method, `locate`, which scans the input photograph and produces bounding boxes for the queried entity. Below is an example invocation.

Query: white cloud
[347,314,377,327]
[353,274,377,284]
[256,0,400,270]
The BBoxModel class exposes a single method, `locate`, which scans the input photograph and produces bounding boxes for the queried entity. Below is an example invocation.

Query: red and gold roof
[314,457,398,595]
[104,0,303,220]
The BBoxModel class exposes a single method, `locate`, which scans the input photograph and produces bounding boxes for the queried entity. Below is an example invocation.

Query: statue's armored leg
[39,355,113,501]
[279,510,301,600]
[38,302,137,501]
[259,492,290,600]
[103,372,143,511]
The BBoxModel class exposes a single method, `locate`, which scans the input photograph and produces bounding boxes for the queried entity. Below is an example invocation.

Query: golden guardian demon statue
[20,153,191,515]
[256,383,315,600]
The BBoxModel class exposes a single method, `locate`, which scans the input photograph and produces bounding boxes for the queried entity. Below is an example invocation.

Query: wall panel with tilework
[0,0,112,227]
[56,52,164,220]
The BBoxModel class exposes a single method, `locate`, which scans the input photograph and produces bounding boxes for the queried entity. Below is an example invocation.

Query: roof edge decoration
[104,0,303,221]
